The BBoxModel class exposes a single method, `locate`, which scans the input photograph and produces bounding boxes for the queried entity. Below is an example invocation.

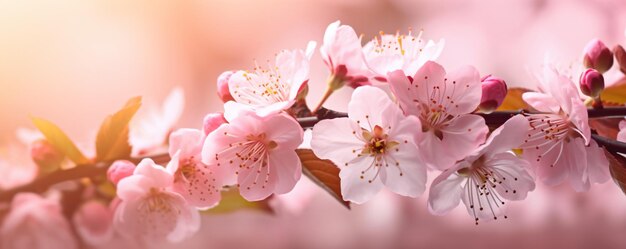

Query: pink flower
[1,193,78,249]
[167,128,223,209]
[311,86,427,204]
[320,21,371,88]
[130,87,184,156]
[226,42,315,117]
[428,115,535,224]
[114,158,200,243]
[388,61,488,170]
[201,112,303,201]
[363,30,444,82]
[521,66,610,191]
[72,200,114,246]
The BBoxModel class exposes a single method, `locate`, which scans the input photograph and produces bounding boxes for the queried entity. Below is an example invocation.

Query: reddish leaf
[604,149,626,196]
[296,149,350,209]
[95,97,141,162]
[31,117,90,165]
[589,118,621,140]
[496,87,532,111]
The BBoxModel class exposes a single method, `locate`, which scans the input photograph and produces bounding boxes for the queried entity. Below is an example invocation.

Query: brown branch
[3,107,626,203]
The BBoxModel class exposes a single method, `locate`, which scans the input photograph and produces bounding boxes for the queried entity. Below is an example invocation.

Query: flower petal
[168,128,204,159]
[428,168,465,216]
[348,86,395,130]
[311,118,364,167]
[339,157,385,204]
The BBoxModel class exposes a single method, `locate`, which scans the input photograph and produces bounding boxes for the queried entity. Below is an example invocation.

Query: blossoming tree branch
[3,20,626,248]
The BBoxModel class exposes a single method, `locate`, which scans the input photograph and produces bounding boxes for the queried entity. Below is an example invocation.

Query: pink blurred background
[2,0,626,248]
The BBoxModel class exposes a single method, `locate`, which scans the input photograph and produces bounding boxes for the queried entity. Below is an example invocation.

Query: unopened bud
[583,39,613,73]
[217,71,235,103]
[107,160,135,185]
[478,75,508,113]
[614,45,626,74]
[579,68,605,98]
[30,139,64,172]
[202,112,227,136]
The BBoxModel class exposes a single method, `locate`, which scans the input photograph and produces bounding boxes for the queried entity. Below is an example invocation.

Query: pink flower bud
[217,70,235,103]
[72,200,114,246]
[579,68,605,98]
[202,112,227,136]
[583,39,613,73]
[614,45,626,74]
[107,160,135,185]
[479,75,508,113]
[30,139,64,172]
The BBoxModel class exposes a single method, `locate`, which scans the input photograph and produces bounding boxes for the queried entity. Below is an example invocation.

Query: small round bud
[217,70,235,103]
[478,75,508,113]
[583,39,613,73]
[202,112,227,136]
[107,160,135,185]
[579,68,605,98]
[614,44,626,74]
[30,139,64,172]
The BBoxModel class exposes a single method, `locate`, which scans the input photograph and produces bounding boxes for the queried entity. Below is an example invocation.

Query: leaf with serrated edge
[95,96,141,162]
[297,149,350,209]
[496,88,531,111]
[203,187,273,214]
[31,117,90,165]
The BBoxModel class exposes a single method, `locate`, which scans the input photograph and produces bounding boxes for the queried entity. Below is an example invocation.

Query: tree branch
[2,107,626,203]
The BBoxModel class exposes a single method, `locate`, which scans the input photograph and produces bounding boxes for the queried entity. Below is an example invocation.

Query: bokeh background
[2,0,626,248]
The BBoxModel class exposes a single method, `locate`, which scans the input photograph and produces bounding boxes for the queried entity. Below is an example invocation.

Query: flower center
[361,125,398,157]
[456,156,518,225]
[520,113,583,167]
[143,188,175,213]
[176,156,197,181]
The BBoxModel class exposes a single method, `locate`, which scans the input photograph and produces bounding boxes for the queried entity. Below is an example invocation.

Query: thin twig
[2,107,626,203]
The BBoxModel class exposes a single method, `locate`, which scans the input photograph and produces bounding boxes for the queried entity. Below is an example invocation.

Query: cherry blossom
[130,87,185,156]
[167,128,223,209]
[428,115,535,224]
[0,192,78,249]
[114,158,200,243]
[388,61,488,170]
[226,42,315,117]
[520,66,610,191]
[72,200,114,246]
[311,86,427,204]
[363,30,444,82]
[201,112,303,201]
[320,20,371,88]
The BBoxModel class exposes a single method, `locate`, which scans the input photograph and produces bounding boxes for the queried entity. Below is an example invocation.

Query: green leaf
[496,87,532,111]
[601,77,626,105]
[296,149,350,209]
[604,149,626,196]
[95,96,141,162]
[204,187,273,214]
[31,117,90,165]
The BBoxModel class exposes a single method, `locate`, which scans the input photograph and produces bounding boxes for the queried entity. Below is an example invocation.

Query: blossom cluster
[1,20,626,248]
